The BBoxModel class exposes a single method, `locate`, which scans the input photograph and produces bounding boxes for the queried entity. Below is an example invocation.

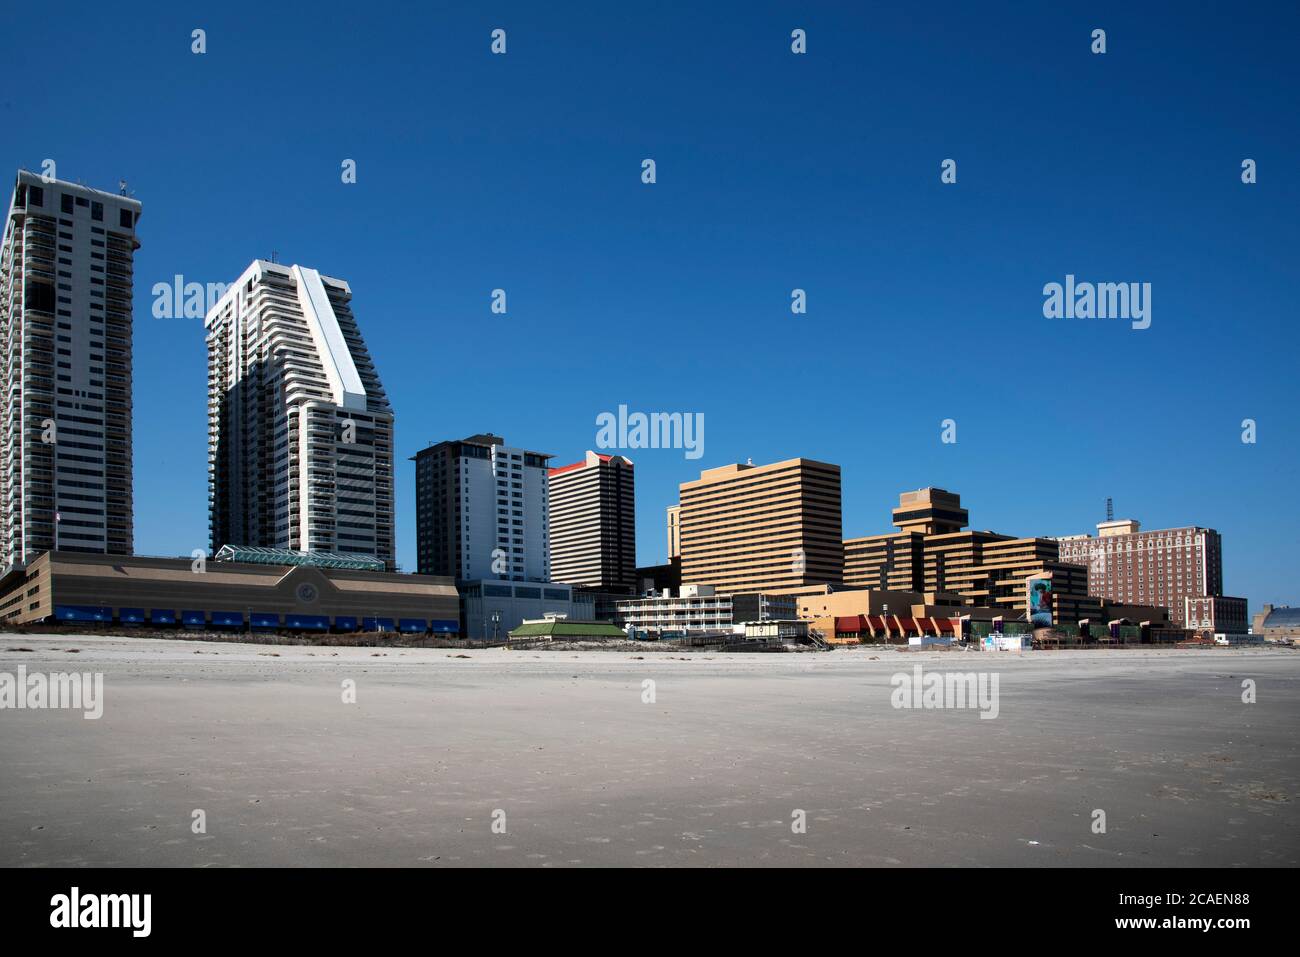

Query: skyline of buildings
[204,259,397,567]
[0,171,141,566]
[0,169,1272,633]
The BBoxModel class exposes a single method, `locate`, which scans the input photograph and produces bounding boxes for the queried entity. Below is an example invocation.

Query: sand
[0,633,1296,867]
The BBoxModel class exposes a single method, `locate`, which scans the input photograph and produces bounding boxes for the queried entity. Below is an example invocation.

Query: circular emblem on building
[296,583,318,604]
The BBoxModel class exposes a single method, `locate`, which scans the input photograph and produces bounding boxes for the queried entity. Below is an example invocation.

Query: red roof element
[548,453,630,477]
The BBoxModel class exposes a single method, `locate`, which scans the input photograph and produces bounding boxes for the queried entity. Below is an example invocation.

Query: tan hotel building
[844,487,1102,624]
[678,457,843,596]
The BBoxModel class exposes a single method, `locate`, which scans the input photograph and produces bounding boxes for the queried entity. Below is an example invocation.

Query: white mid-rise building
[0,171,142,565]
[205,260,395,566]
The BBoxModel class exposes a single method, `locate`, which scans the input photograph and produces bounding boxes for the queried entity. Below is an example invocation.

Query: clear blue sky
[3,2,1296,608]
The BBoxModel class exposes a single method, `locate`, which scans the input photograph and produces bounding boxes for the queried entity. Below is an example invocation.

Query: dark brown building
[1056,519,1245,633]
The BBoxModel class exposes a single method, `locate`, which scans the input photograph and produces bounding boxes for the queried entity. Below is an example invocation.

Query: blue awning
[430,619,459,634]
[55,605,111,622]
[333,615,358,631]
[251,613,280,629]
[286,614,329,631]
[211,611,244,628]
[182,610,206,626]
[362,617,395,632]
[398,618,427,633]
[119,607,146,623]
[150,609,176,624]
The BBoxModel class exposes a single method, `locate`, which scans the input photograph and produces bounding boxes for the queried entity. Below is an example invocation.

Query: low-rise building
[740,619,809,642]
[1252,604,1300,640]
[1184,595,1249,636]
[611,585,793,637]
[458,579,593,640]
[507,617,626,642]
[0,548,459,633]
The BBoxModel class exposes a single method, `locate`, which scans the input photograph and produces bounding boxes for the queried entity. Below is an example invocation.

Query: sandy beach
[0,634,1296,867]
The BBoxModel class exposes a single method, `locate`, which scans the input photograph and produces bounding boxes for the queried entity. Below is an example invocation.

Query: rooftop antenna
[1106,497,1114,523]
[118,179,128,195]
[270,250,278,264]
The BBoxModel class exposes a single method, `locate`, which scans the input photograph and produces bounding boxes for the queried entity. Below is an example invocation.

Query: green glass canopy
[214,545,385,572]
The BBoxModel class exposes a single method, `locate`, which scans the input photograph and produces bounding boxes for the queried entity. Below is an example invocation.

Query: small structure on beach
[507,619,626,642]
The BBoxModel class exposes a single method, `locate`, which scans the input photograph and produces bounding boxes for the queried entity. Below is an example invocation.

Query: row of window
[20,184,135,229]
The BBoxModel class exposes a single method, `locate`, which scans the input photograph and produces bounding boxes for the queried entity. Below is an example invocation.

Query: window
[28,185,44,207]
[91,201,103,221]
[119,208,133,229]
[62,194,74,214]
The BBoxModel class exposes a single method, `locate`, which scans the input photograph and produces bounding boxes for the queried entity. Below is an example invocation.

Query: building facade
[547,451,636,591]
[1056,518,1244,631]
[0,549,458,632]
[1184,595,1249,635]
[677,457,843,595]
[205,261,395,566]
[1252,604,1300,640]
[458,579,592,640]
[666,504,680,559]
[0,171,141,566]
[611,584,794,635]
[844,488,1102,624]
[412,434,551,581]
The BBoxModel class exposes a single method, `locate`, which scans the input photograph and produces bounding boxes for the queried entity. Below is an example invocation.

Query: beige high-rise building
[678,457,842,596]
[666,504,680,559]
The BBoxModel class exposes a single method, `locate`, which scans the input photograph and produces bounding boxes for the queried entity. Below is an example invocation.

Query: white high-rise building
[0,170,142,566]
[413,434,550,581]
[205,260,395,566]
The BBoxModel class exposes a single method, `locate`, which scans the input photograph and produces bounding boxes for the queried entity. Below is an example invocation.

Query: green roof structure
[213,545,386,572]
[508,620,626,640]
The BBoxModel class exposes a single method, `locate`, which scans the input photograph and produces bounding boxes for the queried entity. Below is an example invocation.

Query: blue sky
[3,1,1296,607]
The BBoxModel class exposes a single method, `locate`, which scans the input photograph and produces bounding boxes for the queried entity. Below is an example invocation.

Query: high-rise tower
[0,171,141,565]
[547,451,636,590]
[205,261,395,565]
